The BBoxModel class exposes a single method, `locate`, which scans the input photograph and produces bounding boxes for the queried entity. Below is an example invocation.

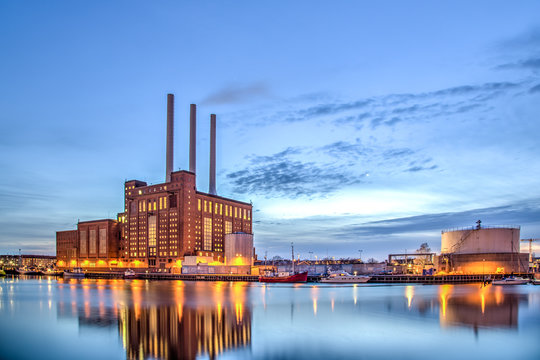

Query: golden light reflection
[481,293,485,314]
[331,298,335,312]
[311,286,319,316]
[405,286,414,309]
[439,285,452,319]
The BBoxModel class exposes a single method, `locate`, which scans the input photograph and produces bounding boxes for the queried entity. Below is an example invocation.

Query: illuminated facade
[57,219,120,268]
[118,171,252,269]
[56,95,253,269]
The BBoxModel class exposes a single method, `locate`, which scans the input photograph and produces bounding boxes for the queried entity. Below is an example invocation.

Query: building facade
[56,95,253,270]
[118,170,252,269]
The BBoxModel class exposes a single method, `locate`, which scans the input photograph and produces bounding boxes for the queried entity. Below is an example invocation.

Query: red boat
[259,243,308,283]
[259,271,308,283]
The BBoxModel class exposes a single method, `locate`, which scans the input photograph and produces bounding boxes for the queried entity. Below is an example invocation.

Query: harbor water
[1,276,539,360]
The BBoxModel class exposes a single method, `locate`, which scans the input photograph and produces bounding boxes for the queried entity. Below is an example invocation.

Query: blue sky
[1,1,539,259]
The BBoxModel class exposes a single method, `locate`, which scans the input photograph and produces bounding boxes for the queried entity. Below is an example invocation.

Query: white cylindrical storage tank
[441,226,520,254]
[224,233,253,266]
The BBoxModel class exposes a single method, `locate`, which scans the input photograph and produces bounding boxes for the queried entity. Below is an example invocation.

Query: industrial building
[438,221,528,274]
[56,94,253,270]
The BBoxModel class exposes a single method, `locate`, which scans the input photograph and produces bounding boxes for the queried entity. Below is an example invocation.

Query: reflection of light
[494,285,503,305]
[175,281,184,322]
[481,293,485,314]
[353,284,357,305]
[331,298,335,312]
[235,302,243,325]
[439,285,452,319]
[405,286,414,309]
[311,286,319,316]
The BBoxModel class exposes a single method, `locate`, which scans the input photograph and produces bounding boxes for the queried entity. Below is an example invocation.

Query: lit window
[159,197,163,210]
[203,218,212,251]
[225,205,228,217]
[220,203,222,215]
[234,207,237,218]
[209,201,212,214]
[204,200,207,212]
[198,199,201,211]
[225,221,232,235]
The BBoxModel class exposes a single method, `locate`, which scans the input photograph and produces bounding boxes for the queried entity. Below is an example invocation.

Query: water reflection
[2,277,540,360]
[56,279,251,360]
[437,284,527,329]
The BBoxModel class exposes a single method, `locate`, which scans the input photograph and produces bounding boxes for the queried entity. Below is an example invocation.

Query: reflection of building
[119,305,252,360]
[439,224,528,273]
[439,286,527,329]
[56,94,253,270]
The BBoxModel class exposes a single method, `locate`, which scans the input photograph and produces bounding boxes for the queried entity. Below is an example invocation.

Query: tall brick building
[57,94,253,269]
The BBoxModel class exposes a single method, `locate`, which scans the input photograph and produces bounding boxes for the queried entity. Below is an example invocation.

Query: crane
[521,238,539,263]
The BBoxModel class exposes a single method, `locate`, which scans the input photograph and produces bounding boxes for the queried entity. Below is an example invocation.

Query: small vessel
[63,267,85,279]
[492,276,529,285]
[259,271,308,283]
[0,269,6,277]
[43,268,63,276]
[124,269,136,279]
[259,243,308,283]
[320,271,371,283]
[16,267,43,275]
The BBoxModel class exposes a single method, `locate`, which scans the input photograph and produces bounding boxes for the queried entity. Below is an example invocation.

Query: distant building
[0,254,56,268]
[56,95,253,270]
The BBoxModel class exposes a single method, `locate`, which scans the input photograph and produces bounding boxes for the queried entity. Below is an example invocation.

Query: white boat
[63,267,85,279]
[320,271,371,283]
[492,276,529,285]
[124,269,136,279]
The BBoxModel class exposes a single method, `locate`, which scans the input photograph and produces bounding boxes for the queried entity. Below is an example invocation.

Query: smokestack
[209,114,217,195]
[189,104,196,174]
[166,94,174,182]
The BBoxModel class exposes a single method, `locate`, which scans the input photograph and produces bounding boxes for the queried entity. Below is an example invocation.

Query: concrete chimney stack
[209,114,217,195]
[165,94,174,182]
[189,104,196,174]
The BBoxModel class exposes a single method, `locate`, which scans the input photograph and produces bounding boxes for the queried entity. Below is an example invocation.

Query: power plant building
[56,94,253,269]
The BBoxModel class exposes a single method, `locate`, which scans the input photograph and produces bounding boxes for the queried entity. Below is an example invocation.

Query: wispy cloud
[201,82,271,105]
[226,148,366,198]
[497,57,540,70]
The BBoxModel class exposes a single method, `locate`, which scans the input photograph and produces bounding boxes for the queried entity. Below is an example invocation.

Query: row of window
[197,199,252,220]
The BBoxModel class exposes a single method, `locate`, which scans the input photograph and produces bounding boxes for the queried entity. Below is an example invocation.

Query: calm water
[1,276,539,360]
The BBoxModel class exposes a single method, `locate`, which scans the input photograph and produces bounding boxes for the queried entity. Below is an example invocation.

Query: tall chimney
[189,104,196,174]
[209,114,217,195]
[166,94,174,182]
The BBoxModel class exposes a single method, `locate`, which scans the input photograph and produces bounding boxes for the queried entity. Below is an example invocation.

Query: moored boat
[259,271,308,283]
[0,269,6,277]
[63,267,85,279]
[320,271,371,283]
[492,276,529,285]
[43,268,63,276]
[259,242,308,283]
[124,269,136,279]
[16,267,43,275]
